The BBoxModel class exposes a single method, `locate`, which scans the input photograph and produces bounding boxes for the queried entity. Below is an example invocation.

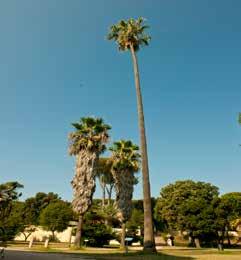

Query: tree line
[1,180,240,249]
[0,190,72,242]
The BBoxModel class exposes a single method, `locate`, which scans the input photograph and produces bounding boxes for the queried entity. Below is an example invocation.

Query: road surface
[4,250,96,260]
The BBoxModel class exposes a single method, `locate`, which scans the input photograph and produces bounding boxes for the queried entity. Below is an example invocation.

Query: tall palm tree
[110,140,140,248]
[107,18,155,251]
[68,117,111,247]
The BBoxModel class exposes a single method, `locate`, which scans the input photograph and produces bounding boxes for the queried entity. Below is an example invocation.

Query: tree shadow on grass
[5,249,195,260]
[76,251,195,260]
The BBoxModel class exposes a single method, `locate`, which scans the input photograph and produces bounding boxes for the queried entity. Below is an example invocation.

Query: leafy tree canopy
[24,192,61,225]
[82,205,116,247]
[155,180,220,240]
[0,182,23,241]
[219,192,241,222]
[0,182,23,203]
[39,201,73,237]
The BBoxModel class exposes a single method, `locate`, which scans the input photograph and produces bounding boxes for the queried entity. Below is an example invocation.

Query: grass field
[6,243,241,260]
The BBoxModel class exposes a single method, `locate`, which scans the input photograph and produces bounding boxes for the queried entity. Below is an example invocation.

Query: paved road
[4,250,97,260]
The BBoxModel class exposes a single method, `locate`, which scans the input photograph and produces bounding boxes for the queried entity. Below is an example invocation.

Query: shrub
[82,222,116,247]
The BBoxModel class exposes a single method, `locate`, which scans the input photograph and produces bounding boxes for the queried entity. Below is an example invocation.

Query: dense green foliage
[126,208,144,244]
[0,182,23,241]
[23,192,61,225]
[0,188,70,242]
[82,204,116,247]
[2,179,241,248]
[154,180,241,247]
[155,181,215,245]
[220,193,241,222]
[82,222,115,247]
[39,201,73,240]
[215,192,241,245]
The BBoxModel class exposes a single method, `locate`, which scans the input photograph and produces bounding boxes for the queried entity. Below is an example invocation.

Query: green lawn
[68,249,241,260]
[82,250,241,260]
[6,243,241,259]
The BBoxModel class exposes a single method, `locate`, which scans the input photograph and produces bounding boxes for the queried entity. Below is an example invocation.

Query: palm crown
[0,182,23,203]
[110,140,140,172]
[95,157,114,183]
[69,117,111,155]
[107,17,151,52]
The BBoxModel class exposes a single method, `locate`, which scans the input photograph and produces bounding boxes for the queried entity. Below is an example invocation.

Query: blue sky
[0,0,240,200]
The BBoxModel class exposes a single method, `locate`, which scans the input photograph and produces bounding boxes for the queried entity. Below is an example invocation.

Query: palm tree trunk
[121,222,126,249]
[130,44,156,252]
[102,182,106,208]
[52,230,55,241]
[106,184,113,205]
[72,151,97,248]
[74,214,83,247]
[194,238,201,248]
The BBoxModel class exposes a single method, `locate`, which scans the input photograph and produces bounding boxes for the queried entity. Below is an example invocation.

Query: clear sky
[0,0,240,200]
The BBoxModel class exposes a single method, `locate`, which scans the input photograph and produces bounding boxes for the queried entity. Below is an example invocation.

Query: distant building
[15,226,74,243]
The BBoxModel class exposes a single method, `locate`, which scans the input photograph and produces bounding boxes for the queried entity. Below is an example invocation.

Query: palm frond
[68,117,111,155]
[109,140,141,173]
[107,17,151,52]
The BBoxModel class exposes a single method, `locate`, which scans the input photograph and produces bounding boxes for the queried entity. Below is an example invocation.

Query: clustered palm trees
[69,117,140,247]
[69,17,155,252]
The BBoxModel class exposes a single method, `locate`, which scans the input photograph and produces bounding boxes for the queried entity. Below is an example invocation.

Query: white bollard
[29,237,34,248]
[44,238,49,248]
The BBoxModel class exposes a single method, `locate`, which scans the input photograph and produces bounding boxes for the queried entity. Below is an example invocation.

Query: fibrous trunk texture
[121,222,126,249]
[72,150,97,214]
[74,214,83,247]
[112,169,134,249]
[130,44,156,252]
[112,169,134,223]
[72,150,97,246]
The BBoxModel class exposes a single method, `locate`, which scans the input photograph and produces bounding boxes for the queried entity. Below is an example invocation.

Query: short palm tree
[110,140,140,248]
[68,117,111,247]
[107,18,155,251]
[95,157,115,207]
